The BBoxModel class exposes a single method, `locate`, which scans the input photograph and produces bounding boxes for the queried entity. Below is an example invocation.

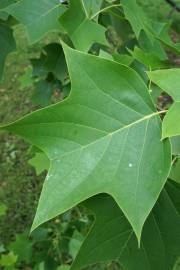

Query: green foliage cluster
[0,0,180,269]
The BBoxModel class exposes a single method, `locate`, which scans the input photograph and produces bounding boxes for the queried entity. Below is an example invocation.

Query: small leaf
[60,0,107,51]
[162,102,180,138]
[5,0,66,43]
[32,80,54,107]
[0,252,17,267]
[8,231,32,263]
[113,53,133,66]
[147,69,180,138]
[31,43,68,82]
[29,152,50,176]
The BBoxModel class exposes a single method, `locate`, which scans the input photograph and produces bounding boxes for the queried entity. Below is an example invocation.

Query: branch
[165,0,180,12]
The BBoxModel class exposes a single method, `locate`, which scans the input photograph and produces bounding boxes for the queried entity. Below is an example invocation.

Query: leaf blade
[2,45,171,241]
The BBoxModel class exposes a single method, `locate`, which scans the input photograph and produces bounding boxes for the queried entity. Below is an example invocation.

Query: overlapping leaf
[0,0,15,20]
[1,45,171,241]
[60,0,107,51]
[0,24,16,81]
[29,152,50,176]
[121,0,180,54]
[170,158,180,184]
[71,182,180,270]
[148,69,180,138]
[5,0,66,43]
[129,46,169,70]
[83,0,103,19]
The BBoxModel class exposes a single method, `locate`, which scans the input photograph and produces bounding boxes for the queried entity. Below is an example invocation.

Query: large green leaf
[1,45,171,241]
[0,24,16,81]
[71,182,180,270]
[60,0,107,51]
[147,69,180,138]
[5,0,66,43]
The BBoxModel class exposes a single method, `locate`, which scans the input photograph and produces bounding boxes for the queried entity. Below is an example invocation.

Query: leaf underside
[71,182,180,270]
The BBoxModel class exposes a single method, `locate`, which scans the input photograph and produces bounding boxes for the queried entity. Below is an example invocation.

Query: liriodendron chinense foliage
[0,0,180,269]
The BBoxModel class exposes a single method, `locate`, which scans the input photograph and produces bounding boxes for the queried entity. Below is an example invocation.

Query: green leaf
[147,69,180,138]
[0,24,16,81]
[28,152,50,176]
[173,258,180,270]
[31,43,68,82]
[99,51,133,67]
[8,231,32,263]
[138,31,167,60]
[149,85,162,105]
[156,23,180,54]
[170,158,180,184]
[121,0,153,39]
[69,230,84,259]
[129,46,168,70]
[32,80,54,107]
[99,49,113,60]
[121,0,180,54]
[33,262,45,270]
[147,69,180,101]
[0,203,7,217]
[83,0,103,19]
[0,0,15,20]
[2,45,171,241]
[71,184,180,270]
[162,102,180,138]
[171,136,180,155]
[18,66,34,90]
[5,0,66,43]
[0,252,17,267]
[112,53,133,66]
[60,0,107,51]
[57,266,70,270]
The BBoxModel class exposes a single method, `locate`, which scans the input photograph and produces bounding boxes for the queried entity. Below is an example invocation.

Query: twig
[90,4,121,20]
[165,0,180,12]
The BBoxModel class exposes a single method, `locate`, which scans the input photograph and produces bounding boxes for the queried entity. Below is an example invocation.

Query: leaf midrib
[12,110,162,161]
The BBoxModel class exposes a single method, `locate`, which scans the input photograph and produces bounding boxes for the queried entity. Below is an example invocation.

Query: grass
[0,24,50,244]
